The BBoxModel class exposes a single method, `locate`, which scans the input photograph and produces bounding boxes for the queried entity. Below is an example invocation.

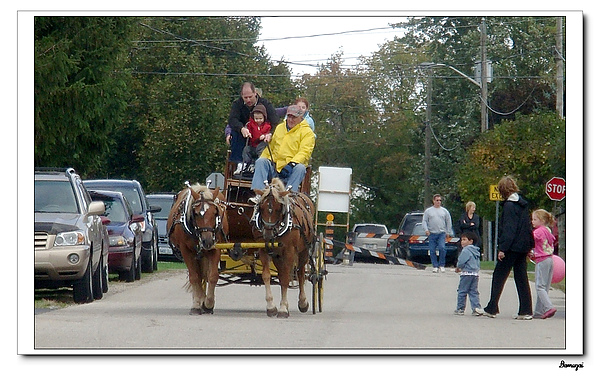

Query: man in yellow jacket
[251,105,315,193]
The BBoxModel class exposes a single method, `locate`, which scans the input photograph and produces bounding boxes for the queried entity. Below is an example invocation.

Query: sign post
[489,185,502,261]
[546,177,566,201]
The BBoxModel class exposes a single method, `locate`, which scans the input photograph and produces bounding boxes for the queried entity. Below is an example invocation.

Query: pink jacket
[532,225,556,262]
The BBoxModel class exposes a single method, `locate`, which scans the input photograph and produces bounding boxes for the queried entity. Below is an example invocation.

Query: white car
[347,223,392,262]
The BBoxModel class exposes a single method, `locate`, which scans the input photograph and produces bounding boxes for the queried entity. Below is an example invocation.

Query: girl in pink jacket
[530,209,557,319]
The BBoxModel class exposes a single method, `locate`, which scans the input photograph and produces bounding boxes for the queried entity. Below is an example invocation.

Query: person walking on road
[530,209,558,319]
[454,232,485,316]
[483,176,534,320]
[422,194,453,273]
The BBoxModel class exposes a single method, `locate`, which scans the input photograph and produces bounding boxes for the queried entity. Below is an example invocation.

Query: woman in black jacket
[459,201,481,246]
[483,176,534,319]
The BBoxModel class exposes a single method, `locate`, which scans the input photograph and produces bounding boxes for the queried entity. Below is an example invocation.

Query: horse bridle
[191,193,225,247]
[255,189,292,238]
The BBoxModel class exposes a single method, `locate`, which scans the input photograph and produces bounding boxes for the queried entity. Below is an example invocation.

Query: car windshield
[101,198,128,223]
[35,180,79,213]
[90,186,142,215]
[147,197,173,220]
[401,215,423,234]
[354,225,387,234]
[413,223,427,236]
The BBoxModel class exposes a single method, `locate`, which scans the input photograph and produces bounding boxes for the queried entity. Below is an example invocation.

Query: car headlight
[109,235,127,247]
[54,231,85,246]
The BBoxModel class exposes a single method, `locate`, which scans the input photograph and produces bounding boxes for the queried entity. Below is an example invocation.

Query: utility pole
[480,18,489,132]
[424,71,432,209]
[556,16,565,119]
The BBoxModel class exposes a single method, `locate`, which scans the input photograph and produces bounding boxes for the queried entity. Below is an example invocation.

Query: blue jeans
[457,274,481,311]
[229,130,244,163]
[251,157,306,192]
[428,232,447,268]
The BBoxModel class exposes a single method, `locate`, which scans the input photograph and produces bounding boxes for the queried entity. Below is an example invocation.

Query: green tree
[458,112,565,220]
[389,16,565,217]
[34,17,135,176]
[126,17,294,192]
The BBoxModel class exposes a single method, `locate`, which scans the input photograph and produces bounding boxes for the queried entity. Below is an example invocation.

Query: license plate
[364,244,377,250]
[159,246,173,255]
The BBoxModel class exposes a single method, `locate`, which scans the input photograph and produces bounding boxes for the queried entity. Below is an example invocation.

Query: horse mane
[195,184,213,200]
[262,178,289,205]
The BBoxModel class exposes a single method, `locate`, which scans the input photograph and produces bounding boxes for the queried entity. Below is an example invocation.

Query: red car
[90,190,144,282]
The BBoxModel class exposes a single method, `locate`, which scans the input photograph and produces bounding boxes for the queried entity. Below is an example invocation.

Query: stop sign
[546,177,566,201]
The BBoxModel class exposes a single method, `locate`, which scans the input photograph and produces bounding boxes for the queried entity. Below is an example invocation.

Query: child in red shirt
[235,104,272,175]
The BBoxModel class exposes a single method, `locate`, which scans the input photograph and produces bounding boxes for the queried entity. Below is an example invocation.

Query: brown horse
[167,183,228,314]
[254,178,315,318]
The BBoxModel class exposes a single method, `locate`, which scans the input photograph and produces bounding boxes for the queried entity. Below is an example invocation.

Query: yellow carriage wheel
[312,232,325,314]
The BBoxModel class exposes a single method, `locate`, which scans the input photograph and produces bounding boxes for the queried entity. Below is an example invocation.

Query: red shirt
[246,118,271,147]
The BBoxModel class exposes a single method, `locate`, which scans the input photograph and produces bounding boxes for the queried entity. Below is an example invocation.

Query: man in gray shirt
[422,194,453,273]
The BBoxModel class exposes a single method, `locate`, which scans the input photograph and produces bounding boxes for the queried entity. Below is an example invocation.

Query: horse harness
[255,189,314,252]
[168,187,228,251]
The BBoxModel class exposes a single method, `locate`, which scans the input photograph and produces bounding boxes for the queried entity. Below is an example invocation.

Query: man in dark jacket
[483,176,534,320]
[228,82,279,164]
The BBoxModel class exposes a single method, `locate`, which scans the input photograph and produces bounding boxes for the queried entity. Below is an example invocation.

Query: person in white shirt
[422,194,453,273]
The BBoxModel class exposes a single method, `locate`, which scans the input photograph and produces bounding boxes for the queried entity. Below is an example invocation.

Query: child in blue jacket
[454,232,485,316]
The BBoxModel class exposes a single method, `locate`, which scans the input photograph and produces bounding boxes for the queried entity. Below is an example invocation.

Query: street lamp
[419,62,489,132]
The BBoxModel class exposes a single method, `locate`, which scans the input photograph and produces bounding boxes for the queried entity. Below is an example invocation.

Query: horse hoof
[201,303,214,314]
[189,308,203,315]
[277,311,290,319]
[266,307,278,317]
[298,302,309,313]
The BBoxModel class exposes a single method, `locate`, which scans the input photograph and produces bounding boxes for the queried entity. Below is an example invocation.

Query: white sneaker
[513,314,533,320]
[234,163,243,175]
[473,308,485,316]
[432,267,439,273]
[439,266,445,273]
[249,195,261,204]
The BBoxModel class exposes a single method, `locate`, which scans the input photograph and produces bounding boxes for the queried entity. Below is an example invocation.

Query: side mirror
[88,201,105,216]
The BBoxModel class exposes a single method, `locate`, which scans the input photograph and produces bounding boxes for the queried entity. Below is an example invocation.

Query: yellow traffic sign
[489,185,502,201]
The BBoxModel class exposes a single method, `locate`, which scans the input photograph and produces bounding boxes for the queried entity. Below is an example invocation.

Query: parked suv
[35,168,109,303]
[84,179,160,273]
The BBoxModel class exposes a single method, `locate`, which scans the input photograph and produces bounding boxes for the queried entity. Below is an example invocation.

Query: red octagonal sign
[546,177,566,201]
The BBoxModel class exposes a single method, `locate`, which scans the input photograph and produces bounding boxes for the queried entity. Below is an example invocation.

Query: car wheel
[142,241,155,273]
[152,234,159,271]
[101,257,109,293]
[73,254,94,303]
[123,250,136,283]
[92,253,103,300]
[135,248,142,280]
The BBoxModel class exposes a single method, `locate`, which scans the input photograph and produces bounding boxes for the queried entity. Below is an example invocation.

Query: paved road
[32,263,566,352]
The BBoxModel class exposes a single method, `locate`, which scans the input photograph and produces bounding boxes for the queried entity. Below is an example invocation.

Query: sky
[257,16,407,76]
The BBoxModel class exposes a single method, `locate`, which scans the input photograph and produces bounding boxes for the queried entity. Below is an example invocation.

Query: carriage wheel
[312,233,325,314]
[316,233,325,313]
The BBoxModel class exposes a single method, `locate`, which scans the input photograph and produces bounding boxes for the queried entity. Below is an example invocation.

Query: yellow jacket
[260,118,315,172]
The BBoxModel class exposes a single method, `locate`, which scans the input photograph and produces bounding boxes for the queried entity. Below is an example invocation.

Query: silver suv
[34,168,109,303]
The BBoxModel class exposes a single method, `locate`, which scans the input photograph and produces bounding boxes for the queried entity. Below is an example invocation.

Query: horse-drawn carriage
[167,157,326,318]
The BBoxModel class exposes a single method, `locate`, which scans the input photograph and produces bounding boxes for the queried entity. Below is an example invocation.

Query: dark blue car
[395,223,460,266]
